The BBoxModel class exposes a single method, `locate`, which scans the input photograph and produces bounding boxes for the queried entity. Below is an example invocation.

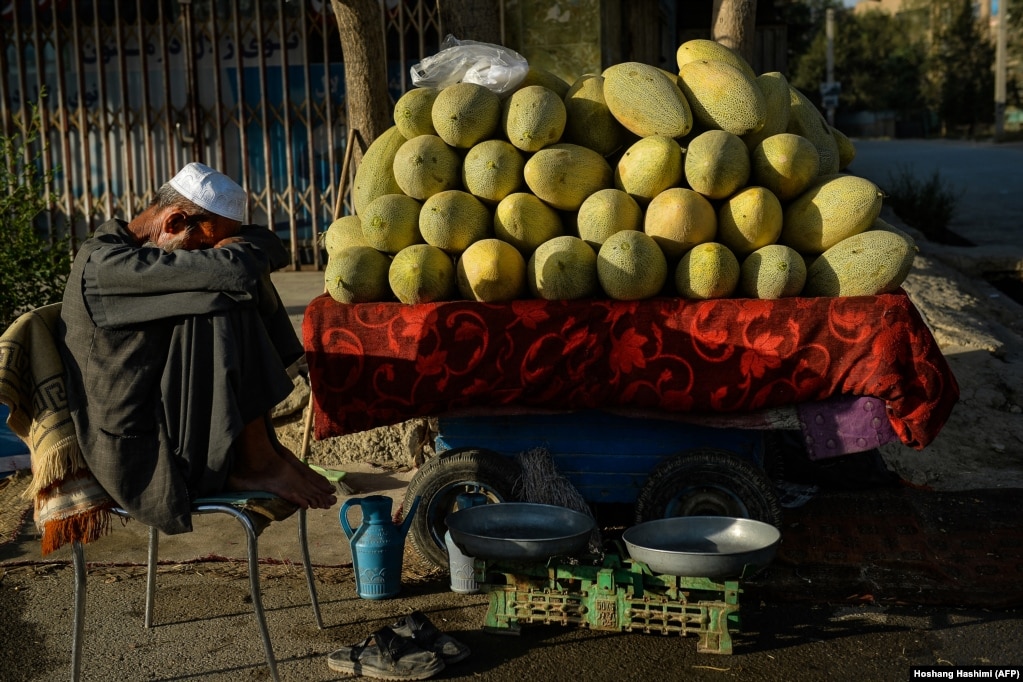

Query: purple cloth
[797,396,898,460]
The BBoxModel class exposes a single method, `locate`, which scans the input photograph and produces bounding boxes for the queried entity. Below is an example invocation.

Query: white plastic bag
[410,35,528,95]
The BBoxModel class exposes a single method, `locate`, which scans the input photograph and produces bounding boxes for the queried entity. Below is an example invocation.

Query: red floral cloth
[303,291,958,450]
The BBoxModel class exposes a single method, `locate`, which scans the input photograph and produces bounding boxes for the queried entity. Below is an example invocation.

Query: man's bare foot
[227,418,337,509]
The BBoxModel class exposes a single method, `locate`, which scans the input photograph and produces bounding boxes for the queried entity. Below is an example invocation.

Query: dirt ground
[273,207,1023,493]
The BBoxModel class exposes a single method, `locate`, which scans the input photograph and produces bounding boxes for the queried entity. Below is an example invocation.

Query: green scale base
[477,553,742,654]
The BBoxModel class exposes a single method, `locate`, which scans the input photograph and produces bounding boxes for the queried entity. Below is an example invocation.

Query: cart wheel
[634,448,782,527]
[404,447,521,569]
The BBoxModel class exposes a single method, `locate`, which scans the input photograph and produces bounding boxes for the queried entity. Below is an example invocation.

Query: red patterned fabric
[304,291,958,450]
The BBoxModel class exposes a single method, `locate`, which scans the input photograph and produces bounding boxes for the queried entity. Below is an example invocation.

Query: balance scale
[474,551,743,655]
[445,503,780,656]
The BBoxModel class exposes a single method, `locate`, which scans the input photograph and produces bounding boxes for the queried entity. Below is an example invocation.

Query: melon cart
[303,290,958,569]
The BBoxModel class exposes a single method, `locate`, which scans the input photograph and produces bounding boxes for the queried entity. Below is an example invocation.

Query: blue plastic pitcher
[340,495,420,599]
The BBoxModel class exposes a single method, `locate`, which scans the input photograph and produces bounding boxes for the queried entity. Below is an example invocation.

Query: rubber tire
[634,448,782,527]
[404,447,521,569]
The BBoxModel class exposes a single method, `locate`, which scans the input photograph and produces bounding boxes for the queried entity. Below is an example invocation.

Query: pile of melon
[323,38,917,305]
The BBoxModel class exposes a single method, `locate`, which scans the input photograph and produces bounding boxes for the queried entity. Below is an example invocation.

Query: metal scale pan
[445,503,596,561]
[622,516,780,578]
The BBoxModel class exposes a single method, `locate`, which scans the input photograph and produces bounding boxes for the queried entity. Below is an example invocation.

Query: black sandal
[326,626,445,680]
[390,611,471,665]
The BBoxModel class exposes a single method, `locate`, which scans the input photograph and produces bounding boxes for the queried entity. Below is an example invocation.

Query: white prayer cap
[167,162,246,222]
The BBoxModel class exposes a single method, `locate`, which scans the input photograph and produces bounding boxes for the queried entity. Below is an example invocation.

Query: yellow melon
[684,129,750,200]
[323,215,369,258]
[675,242,741,300]
[804,230,917,297]
[739,244,807,299]
[678,59,766,136]
[675,38,757,81]
[644,187,718,261]
[614,135,684,205]
[717,186,784,257]
[527,235,599,301]
[325,246,392,304]
[493,192,564,256]
[576,188,642,250]
[359,193,424,254]
[523,143,613,211]
[388,243,457,304]
[514,66,572,98]
[502,85,567,152]
[419,190,492,255]
[461,139,525,204]
[831,124,857,170]
[597,229,668,301]
[563,74,626,157]
[431,82,501,149]
[392,134,462,201]
[456,238,527,302]
[602,62,693,138]
[780,174,884,254]
[787,86,840,175]
[393,87,439,139]
[352,126,406,216]
[751,133,821,201]
[742,72,791,151]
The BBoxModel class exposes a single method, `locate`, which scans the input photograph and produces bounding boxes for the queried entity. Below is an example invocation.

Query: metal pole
[994,0,1007,140]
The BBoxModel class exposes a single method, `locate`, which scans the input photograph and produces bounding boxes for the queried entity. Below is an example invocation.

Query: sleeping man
[59,162,335,534]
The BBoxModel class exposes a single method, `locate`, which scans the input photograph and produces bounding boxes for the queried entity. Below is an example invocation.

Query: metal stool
[69,494,322,682]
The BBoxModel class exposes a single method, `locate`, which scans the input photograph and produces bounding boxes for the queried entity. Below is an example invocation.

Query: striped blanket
[0,304,115,555]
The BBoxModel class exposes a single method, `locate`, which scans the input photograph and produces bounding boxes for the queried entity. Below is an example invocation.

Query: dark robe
[59,219,302,534]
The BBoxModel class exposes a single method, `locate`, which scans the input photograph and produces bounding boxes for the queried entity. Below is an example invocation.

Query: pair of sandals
[327,611,471,680]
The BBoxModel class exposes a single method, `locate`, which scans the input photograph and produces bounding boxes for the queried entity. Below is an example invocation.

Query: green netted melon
[352,126,406,216]
[677,59,766,136]
[431,82,501,149]
[614,135,684,205]
[523,143,613,211]
[780,174,883,254]
[576,188,643,250]
[461,139,525,204]
[596,229,668,301]
[803,230,917,297]
[418,190,492,255]
[675,242,741,300]
[563,74,626,157]
[602,62,693,138]
[388,243,457,304]
[359,193,424,254]
[684,129,750,200]
[739,244,806,299]
[675,38,757,80]
[393,87,439,139]
[392,134,462,201]
[502,85,567,152]
[527,235,599,301]
[323,215,370,258]
[325,246,392,304]
[787,86,841,175]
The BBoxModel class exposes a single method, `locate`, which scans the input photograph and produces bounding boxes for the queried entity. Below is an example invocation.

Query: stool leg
[195,504,280,681]
[145,526,159,628]
[298,508,323,628]
[71,540,86,682]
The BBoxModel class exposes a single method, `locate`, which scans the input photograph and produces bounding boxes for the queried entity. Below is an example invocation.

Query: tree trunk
[440,0,502,44]
[329,0,392,173]
[712,0,757,66]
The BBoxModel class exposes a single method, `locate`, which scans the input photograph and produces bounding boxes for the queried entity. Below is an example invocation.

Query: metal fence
[1,0,444,269]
